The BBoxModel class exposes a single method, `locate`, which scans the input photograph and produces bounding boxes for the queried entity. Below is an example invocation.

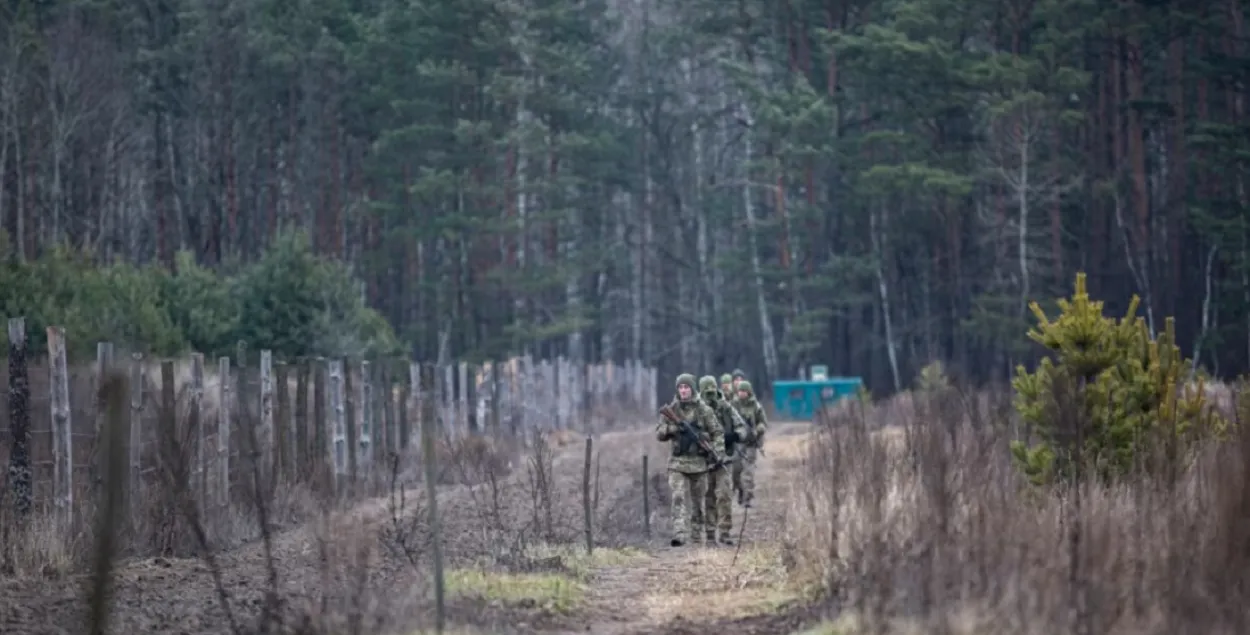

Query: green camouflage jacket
[702,392,747,459]
[732,395,768,447]
[655,395,723,473]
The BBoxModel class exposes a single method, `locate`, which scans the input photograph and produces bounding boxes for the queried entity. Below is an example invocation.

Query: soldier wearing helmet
[655,373,723,547]
[694,375,746,545]
[731,380,767,507]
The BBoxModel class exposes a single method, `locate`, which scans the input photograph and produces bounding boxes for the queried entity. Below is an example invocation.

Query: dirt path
[0,422,818,635]
[561,423,817,635]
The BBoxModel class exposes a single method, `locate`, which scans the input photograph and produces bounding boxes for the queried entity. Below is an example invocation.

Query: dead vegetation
[784,384,1250,635]
[0,366,662,635]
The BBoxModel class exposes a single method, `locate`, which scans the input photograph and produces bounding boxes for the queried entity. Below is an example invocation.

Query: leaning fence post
[46,326,73,528]
[7,317,32,516]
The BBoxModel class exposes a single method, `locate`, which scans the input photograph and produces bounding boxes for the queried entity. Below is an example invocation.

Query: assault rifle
[658,404,726,471]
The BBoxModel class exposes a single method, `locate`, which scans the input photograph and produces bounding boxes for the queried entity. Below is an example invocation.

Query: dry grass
[784,385,1250,635]
[0,363,658,635]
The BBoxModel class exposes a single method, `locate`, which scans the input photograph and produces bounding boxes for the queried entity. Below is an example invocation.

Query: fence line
[0,316,659,528]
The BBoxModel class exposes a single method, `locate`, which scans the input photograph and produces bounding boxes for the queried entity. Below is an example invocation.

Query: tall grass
[784,386,1250,635]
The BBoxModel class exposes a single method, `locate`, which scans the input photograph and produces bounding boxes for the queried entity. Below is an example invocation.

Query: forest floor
[0,423,828,635]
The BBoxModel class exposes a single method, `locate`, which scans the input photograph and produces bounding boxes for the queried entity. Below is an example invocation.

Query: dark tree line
[2,0,1248,393]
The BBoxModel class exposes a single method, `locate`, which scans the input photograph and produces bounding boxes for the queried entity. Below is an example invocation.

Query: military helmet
[698,375,719,396]
[675,373,697,390]
[737,380,754,396]
[732,368,747,380]
[719,373,733,385]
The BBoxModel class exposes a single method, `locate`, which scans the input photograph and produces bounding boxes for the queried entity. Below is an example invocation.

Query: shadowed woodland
[4,0,1250,633]
[3,0,1250,387]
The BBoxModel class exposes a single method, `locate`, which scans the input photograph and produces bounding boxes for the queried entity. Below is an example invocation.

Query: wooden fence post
[328,360,346,489]
[189,353,205,512]
[359,360,373,473]
[554,357,564,430]
[295,361,310,480]
[217,356,232,507]
[489,363,501,435]
[583,437,593,554]
[88,370,128,635]
[344,361,358,488]
[457,362,469,434]
[259,350,275,488]
[405,362,419,451]
[313,358,327,479]
[442,364,453,438]
[94,342,114,438]
[420,362,445,632]
[399,361,412,450]
[93,342,115,487]
[159,361,177,494]
[276,361,291,482]
[7,317,31,516]
[127,353,144,514]
[46,326,73,528]
[380,362,395,457]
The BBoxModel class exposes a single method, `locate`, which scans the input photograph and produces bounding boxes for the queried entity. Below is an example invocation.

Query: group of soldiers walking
[655,369,768,547]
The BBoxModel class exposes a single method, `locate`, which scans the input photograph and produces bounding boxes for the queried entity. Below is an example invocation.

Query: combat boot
[719,535,734,546]
[670,537,684,547]
[705,532,716,543]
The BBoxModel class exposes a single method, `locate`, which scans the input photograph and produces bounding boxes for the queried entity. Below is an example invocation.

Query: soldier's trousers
[700,466,733,539]
[668,470,707,543]
[733,447,759,504]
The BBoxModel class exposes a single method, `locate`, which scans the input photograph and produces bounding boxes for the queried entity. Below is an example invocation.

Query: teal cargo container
[771,369,862,420]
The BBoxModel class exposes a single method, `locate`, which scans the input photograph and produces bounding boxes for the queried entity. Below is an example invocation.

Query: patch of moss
[521,543,648,580]
[445,568,585,614]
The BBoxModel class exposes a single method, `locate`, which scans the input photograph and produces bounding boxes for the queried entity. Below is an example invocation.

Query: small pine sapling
[1011,273,1226,484]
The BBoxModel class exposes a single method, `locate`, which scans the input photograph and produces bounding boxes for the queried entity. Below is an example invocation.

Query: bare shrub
[786,383,1250,635]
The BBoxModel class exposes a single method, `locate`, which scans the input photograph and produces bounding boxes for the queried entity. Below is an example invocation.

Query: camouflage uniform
[719,373,734,400]
[731,368,747,391]
[732,380,768,507]
[696,376,746,544]
[656,373,723,547]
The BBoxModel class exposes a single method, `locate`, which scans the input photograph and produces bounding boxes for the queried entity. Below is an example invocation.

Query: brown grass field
[3,382,1250,634]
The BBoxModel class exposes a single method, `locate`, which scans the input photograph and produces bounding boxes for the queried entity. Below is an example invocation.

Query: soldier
[731,368,747,390]
[732,380,768,507]
[696,375,746,545]
[655,373,724,547]
[719,373,734,400]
